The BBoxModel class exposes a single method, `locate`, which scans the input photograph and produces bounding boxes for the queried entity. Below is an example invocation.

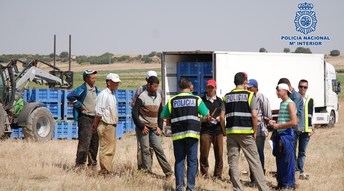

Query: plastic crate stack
[12,88,136,140]
[115,89,136,139]
[177,61,213,96]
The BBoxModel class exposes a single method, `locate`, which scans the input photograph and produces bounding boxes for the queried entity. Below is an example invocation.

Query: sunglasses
[299,85,308,89]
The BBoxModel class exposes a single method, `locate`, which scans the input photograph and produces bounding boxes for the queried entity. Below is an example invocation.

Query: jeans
[136,128,154,170]
[138,128,172,176]
[250,135,266,182]
[294,131,310,173]
[173,138,198,191]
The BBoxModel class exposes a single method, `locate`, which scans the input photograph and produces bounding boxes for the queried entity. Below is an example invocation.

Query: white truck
[161,51,341,127]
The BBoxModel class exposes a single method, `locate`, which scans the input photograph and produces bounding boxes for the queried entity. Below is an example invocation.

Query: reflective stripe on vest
[226,127,254,134]
[171,115,200,123]
[304,96,313,133]
[225,112,252,118]
[172,130,200,141]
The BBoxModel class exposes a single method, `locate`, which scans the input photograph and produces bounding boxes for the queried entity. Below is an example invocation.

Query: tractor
[0,59,73,141]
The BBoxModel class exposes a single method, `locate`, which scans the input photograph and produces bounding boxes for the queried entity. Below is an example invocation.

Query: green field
[28,68,161,90]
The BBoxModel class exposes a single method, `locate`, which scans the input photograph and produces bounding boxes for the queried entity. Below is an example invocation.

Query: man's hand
[155,128,162,136]
[272,123,280,129]
[91,124,98,133]
[142,126,149,135]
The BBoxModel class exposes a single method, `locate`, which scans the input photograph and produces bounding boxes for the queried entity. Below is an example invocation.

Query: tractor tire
[24,107,55,141]
[0,104,6,138]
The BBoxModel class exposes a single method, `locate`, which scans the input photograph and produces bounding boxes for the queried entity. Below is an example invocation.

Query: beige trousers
[97,121,116,172]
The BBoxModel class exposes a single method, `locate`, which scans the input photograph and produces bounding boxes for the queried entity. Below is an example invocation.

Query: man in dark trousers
[67,70,100,170]
[199,79,225,180]
[161,78,209,191]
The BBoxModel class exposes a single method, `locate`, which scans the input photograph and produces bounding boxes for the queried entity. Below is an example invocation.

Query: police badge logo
[294,2,317,35]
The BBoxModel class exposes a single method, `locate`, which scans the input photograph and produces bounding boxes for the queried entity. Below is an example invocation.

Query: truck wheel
[24,107,55,141]
[328,110,336,128]
[0,105,6,138]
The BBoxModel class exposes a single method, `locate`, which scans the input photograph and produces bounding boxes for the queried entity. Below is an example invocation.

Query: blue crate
[10,128,24,139]
[30,89,62,102]
[177,75,200,95]
[66,121,78,140]
[62,90,74,120]
[117,102,131,115]
[177,62,202,76]
[118,116,134,132]
[116,89,134,103]
[22,89,30,102]
[54,121,66,139]
[116,122,125,139]
[42,102,62,119]
[203,62,213,76]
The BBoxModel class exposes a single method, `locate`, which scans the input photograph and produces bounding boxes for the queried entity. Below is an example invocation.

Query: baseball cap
[248,79,258,88]
[276,83,291,93]
[83,69,97,78]
[106,73,121,83]
[146,70,158,79]
[206,79,216,88]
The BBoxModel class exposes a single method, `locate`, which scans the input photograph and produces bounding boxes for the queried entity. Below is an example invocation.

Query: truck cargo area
[162,51,214,100]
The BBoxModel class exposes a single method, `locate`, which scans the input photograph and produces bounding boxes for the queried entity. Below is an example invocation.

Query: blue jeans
[173,138,198,191]
[294,131,310,173]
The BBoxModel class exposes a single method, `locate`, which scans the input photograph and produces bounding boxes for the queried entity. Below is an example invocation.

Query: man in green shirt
[161,78,209,191]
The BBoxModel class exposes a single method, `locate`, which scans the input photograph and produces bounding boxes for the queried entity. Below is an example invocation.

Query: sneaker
[299,173,309,180]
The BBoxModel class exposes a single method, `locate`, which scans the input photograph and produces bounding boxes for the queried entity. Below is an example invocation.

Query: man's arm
[132,97,145,130]
[160,102,171,119]
[274,102,298,129]
[92,93,105,131]
[67,86,85,110]
[197,98,209,117]
[262,96,272,118]
[157,103,163,130]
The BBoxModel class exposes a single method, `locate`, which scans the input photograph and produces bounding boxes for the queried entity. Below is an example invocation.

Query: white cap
[146,70,157,79]
[277,83,291,93]
[106,73,121,83]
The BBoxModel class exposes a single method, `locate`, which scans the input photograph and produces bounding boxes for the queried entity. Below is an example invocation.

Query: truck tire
[0,105,6,138]
[328,110,336,128]
[24,107,55,141]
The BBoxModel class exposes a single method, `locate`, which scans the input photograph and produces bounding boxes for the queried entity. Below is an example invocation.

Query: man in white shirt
[92,73,121,174]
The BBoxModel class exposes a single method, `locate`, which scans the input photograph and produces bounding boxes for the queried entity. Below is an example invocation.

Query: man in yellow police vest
[224,72,269,191]
[161,78,209,191]
[296,79,314,180]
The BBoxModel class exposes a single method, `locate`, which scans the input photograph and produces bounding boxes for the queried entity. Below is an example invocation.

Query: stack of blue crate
[17,88,135,140]
[10,128,24,139]
[116,89,135,134]
[177,61,213,96]
[27,89,63,119]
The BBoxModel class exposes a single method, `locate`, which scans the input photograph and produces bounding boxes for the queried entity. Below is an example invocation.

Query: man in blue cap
[247,79,272,186]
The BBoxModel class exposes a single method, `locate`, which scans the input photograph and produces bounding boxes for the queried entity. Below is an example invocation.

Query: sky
[0,0,343,55]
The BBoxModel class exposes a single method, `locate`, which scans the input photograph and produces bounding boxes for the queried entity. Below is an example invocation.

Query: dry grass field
[0,101,343,191]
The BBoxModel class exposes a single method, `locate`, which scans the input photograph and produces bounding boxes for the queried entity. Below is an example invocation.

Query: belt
[80,113,95,118]
[101,120,117,127]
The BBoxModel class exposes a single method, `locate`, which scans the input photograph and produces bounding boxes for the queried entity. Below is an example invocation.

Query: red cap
[206,79,216,88]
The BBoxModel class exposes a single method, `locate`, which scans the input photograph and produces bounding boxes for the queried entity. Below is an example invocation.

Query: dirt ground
[0,101,343,191]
